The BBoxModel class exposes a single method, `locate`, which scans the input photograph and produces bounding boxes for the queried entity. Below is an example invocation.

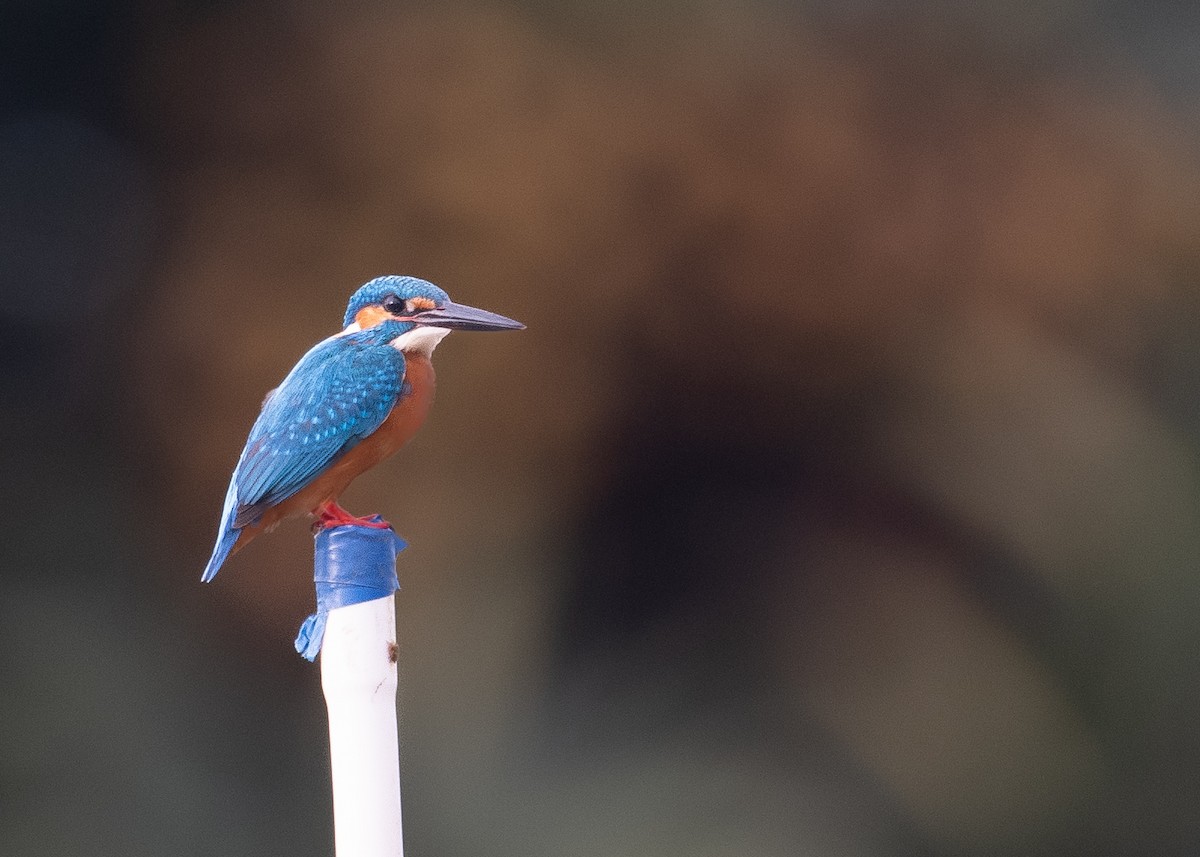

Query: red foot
[312,501,392,532]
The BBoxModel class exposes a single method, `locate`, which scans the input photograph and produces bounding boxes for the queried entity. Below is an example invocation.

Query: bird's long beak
[414,300,525,331]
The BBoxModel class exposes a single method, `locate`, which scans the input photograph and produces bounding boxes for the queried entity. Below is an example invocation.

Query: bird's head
[343,275,524,355]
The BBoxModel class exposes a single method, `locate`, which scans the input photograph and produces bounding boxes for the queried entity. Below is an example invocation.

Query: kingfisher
[201,275,524,582]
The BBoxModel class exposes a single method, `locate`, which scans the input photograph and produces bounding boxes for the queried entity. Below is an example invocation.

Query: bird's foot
[312,501,393,532]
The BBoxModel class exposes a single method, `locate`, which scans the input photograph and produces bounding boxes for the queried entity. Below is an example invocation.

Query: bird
[201,275,524,582]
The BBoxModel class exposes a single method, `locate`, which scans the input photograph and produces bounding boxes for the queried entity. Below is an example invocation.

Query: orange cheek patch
[355,305,393,329]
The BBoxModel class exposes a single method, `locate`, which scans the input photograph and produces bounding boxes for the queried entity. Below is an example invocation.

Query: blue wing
[202,334,406,581]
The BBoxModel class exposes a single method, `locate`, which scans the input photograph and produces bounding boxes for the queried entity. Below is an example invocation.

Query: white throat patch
[390,325,451,356]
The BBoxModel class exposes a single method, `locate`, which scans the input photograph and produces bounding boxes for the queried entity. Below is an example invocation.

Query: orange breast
[231,353,437,553]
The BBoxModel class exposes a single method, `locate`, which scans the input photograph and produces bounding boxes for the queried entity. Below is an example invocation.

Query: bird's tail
[201,527,239,582]
[202,475,242,582]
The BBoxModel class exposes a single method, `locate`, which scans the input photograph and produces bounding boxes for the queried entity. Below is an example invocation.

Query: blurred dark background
[4,1,1200,855]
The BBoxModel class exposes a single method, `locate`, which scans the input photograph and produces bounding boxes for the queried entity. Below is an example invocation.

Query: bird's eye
[381,295,405,315]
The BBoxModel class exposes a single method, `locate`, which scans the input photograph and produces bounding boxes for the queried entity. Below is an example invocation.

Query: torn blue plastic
[295,517,406,661]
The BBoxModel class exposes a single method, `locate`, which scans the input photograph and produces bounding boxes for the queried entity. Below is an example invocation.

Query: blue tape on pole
[295,518,407,661]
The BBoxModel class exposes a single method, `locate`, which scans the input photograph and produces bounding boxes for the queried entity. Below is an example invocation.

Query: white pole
[321,593,404,857]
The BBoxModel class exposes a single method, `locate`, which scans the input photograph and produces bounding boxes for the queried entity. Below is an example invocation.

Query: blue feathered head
[343,276,450,328]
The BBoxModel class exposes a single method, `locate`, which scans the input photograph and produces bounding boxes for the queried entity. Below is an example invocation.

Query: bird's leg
[313,500,393,531]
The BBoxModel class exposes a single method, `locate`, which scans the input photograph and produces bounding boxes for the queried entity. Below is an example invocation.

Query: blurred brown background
[4,1,1200,855]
